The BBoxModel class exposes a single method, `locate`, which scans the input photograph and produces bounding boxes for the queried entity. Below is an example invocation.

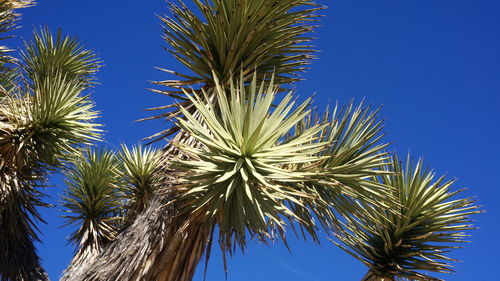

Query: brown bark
[61,187,211,281]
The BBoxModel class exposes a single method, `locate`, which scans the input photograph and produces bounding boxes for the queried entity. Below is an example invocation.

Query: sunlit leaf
[332,154,480,280]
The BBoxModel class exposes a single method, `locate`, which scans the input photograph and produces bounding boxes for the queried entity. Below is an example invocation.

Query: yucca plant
[64,1,327,280]
[173,74,328,256]
[0,17,101,280]
[60,145,162,280]
[68,74,393,281]
[61,145,162,250]
[173,75,394,252]
[61,149,122,269]
[333,155,479,281]
[144,0,323,142]
[63,1,479,281]
[63,1,391,280]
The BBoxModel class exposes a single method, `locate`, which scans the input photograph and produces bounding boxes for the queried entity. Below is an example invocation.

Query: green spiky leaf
[145,0,323,142]
[61,148,122,257]
[0,26,101,280]
[119,144,161,222]
[21,27,101,89]
[287,102,393,238]
[174,74,328,254]
[333,154,480,280]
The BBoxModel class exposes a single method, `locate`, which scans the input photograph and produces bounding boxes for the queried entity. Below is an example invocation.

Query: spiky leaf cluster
[286,102,392,237]
[146,0,322,141]
[21,27,100,88]
[60,145,162,258]
[333,155,479,281]
[119,144,161,222]
[174,74,329,252]
[0,26,101,279]
[61,149,122,257]
[1,74,100,172]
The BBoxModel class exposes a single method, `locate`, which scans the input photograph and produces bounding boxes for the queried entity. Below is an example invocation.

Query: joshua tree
[0,1,101,279]
[60,1,335,280]
[60,1,478,281]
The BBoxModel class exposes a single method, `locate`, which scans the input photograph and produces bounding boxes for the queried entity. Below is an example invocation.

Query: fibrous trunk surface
[62,189,209,281]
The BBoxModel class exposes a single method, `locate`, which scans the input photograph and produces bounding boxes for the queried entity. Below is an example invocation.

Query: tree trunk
[61,186,211,281]
[60,239,101,280]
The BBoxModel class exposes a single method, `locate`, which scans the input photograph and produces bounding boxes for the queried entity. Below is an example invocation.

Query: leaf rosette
[174,74,327,248]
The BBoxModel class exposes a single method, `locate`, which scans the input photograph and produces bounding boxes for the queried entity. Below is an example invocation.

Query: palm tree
[0,2,102,278]
[333,155,479,281]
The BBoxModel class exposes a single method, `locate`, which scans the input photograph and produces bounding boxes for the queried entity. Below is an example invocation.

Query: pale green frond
[285,101,392,239]
[119,143,162,222]
[160,0,320,87]
[61,148,122,256]
[174,74,328,259]
[332,154,480,280]
[21,27,101,89]
[1,72,101,173]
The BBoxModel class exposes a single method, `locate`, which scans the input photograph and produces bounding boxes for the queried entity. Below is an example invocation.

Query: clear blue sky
[10,0,499,280]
